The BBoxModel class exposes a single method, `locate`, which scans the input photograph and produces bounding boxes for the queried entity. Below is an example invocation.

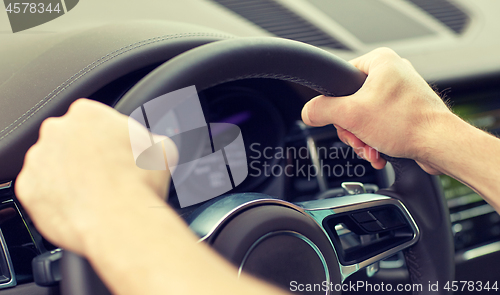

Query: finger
[362,146,387,170]
[354,145,386,170]
[369,157,387,170]
[335,127,350,146]
[302,94,357,128]
[304,51,404,128]
[336,129,387,170]
[337,128,364,149]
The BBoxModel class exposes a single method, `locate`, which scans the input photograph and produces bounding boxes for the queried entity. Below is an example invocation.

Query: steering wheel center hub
[240,231,330,295]
[210,204,342,294]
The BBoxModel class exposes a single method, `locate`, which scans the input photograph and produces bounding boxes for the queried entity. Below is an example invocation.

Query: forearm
[424,113,500,211]
[82,185,287,295]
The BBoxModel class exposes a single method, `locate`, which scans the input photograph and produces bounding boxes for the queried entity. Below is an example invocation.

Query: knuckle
[16,157,36,199]
[377,60,406,82]
[39,117,61,135]
[68,99,110,123]
[15,175,31,202]
[23,144,40,165]
[70,98,90,110]
[371,48,405,68]
[14,173,26,195]
[68,98,95,116]
[401,58,412,65]
[373,47,398,58]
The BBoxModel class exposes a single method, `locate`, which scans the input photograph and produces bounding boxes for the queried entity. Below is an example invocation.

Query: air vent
[211,0,349,50]
[405,0,470,34]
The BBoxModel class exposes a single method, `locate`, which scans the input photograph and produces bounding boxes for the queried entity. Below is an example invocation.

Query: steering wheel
[60,37,454,295]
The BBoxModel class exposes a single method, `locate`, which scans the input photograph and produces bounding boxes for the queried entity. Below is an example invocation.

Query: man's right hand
[302,47,500,214]
[302,47,457,174]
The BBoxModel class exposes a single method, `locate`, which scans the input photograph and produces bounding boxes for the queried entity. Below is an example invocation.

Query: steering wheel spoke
[299,194,419,281]
[188,192,419,287]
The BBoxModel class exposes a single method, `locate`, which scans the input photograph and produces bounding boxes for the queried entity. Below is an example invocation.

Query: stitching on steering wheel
[204,73,337,97]
[405,247,422,294]
[0,32,233,142]
[382,155,429,295]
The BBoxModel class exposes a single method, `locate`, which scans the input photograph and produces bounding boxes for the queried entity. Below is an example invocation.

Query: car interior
[1,0,500,294]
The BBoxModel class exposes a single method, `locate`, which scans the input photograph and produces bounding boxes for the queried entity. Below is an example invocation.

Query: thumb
[301,94,359,129]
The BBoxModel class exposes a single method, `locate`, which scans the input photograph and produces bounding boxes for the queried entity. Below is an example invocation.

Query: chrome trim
[1,199,41,251]
[297,121,327,192]
[379,252,405,269]
[334,224,351,236]
[457,241,500,262]
[296,193,389,211]
[189,194,296,242]
[306,136,328,192]
[0,229,16,289]
[238,230,330,295]
[341,182,366,195]
[317,185,380,200]
[0,182,12,190]
[316,188,345,200]
[299,195,420,281]
[189,193,420,282]
[366,262,379,277]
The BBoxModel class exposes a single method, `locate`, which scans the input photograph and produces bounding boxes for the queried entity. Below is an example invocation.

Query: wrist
[77,183,168,257]
[415,111,467,173]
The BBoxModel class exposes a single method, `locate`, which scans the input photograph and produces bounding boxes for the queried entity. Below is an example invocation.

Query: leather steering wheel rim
[61,37,454,295]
